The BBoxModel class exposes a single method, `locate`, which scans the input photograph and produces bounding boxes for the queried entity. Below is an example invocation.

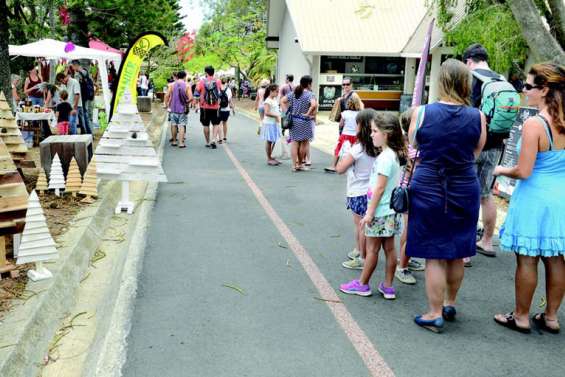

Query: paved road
[123,112,564,377]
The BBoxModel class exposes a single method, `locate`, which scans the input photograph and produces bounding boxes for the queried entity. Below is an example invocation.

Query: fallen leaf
[222,283,246,296]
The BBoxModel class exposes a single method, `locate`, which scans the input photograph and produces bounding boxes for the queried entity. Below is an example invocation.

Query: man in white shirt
[56,72,85,134]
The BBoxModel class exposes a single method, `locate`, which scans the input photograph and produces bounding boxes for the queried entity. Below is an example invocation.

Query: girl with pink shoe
[340,113,405,300]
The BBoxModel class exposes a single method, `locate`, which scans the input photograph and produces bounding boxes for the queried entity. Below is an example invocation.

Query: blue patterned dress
[287,90,314,141]
[499,116,565,257]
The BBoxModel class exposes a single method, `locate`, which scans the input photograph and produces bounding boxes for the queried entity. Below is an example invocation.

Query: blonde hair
[346,94,363,111]
[438,59,471,106]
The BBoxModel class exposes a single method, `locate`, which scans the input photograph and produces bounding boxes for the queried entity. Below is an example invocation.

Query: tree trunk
[508,0,565,65]
[548,0,565,48]
[0,0,13,111]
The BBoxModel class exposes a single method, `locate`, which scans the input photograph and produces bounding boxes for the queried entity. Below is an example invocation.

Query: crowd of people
[158,45,564,335]
[236,44,564,335]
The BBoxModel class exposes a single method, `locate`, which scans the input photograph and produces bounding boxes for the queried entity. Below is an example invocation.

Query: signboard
[319,85,342,110]
[319,74,343,85]
[495,106,538,197]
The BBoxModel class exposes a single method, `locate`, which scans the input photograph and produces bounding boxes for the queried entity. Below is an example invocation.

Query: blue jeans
[77,106,91,134]
[29,96,44,106]
[69,113,78,135]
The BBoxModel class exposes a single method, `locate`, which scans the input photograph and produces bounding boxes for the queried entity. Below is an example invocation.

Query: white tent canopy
[9,39,122,117]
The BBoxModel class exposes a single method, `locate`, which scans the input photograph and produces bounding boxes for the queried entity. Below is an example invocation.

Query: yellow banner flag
[111,32,167,117]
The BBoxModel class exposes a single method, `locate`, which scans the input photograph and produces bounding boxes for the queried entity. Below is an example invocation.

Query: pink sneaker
[340,280,372,296]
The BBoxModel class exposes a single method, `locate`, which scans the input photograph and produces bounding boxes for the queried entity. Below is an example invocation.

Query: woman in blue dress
[493,63,565,334]
[407,59,487,332]
[281,76,317,171]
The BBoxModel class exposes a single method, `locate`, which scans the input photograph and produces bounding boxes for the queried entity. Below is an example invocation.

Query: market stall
[9,39,122,118]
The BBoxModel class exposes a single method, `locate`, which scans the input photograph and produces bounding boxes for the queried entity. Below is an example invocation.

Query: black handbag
[281,96,294,130]
[390,106,425,213]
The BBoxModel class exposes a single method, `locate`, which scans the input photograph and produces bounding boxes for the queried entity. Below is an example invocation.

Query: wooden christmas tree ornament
[48,153,65,196]
[66,157,82,197]
[36,169,48,195]
[0,138,28,237]
[16,190,58,281]
[79,157,97,203]
[0,91,33,167]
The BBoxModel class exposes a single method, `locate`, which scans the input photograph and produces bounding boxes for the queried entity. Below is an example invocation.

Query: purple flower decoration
[64,42,75,53]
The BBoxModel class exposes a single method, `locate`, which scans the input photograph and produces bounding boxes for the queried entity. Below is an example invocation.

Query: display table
[16,111,57,147]
[40,135,93,177]
[15,111,57,127]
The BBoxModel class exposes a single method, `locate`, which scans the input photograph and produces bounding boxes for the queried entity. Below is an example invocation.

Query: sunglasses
[524,83,543,91]
[342,83,351,87]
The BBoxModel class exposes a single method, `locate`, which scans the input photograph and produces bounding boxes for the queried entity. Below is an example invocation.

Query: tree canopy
[193,0,276,84]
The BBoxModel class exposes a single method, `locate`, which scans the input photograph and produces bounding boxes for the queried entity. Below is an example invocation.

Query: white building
[266,0,464,110]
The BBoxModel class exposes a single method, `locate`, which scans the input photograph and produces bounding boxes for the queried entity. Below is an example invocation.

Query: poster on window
[495,106,538,198]
[319,85,342,110]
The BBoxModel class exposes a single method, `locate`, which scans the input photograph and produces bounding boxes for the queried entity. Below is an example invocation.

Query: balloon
[64,42,75,53]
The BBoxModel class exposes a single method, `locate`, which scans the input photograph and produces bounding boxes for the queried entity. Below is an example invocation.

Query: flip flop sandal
[324,167,336,173]
[476,243,496,257]
[532,313,560,334]
[494,312,531,334]
[171,142,178,147]
[267,161,278,166]
[179,144,187,149]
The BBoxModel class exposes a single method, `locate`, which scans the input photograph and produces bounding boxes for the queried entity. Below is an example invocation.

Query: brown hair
[59,90,68,101]
[400,107,415,134]
[374,112,407,165]
[355,109,379,158]
[346,94,363,111]
[263,84,279,101]
[529,63,565,134]
[438,59,471,106]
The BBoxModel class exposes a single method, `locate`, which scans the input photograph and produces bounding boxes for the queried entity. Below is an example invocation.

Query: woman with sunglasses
[493,63,565,334]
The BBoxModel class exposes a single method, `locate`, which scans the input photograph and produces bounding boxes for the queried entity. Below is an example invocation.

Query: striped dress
[287,90,314,142]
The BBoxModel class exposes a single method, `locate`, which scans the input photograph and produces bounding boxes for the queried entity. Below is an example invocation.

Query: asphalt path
[123,112,564,377]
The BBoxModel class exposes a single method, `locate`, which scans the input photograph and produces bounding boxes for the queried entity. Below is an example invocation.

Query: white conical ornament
[95,88,166,215]
[48,153,65,196]
[16,190,58,281]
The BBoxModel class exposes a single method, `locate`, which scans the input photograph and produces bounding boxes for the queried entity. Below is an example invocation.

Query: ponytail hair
[294,75,313,99]
[374,113,407,165]
[264,84,279,101]
[529,63,565,134]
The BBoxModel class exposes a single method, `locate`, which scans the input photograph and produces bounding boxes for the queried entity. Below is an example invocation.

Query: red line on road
[223,144,395,377]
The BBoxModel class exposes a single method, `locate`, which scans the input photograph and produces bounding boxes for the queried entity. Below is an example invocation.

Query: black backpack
[204,79,219,106]
[219,88,229,108]
[79,70,95,101]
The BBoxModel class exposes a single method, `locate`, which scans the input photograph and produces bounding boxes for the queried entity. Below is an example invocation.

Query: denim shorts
[346,195,368,216]
[476,147,503,197]
[170,112,187,127]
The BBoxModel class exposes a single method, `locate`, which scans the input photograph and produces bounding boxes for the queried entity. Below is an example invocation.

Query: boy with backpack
[463,44,521,258]
[196,66,222,149]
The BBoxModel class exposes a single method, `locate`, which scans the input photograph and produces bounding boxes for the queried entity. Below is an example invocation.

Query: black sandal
[494,312,531,334]
[532,313,560,334]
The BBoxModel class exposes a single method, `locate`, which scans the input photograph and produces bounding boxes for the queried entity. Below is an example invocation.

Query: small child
[335,109,379,270]
[55,90,72,135]
[340,113,406,299]
[261,84,282,165]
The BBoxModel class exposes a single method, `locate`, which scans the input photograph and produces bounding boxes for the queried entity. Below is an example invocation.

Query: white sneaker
[342,257,364,270]
[395,268,416,285]
[347,248,360,260]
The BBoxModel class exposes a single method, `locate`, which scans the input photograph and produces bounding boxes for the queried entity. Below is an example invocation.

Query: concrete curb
[87,111,168,377]
[0,179,121,377]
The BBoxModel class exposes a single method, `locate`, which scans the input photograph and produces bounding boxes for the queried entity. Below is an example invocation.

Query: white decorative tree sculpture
[94,89,166,214]
[16,190,58,281]
[48,153,65,196]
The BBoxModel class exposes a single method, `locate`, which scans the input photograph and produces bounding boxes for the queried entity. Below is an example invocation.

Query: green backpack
[472,70,521,134]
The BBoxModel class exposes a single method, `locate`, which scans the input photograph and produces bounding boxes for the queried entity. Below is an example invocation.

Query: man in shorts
[463,43,508,257]
[169,71,192,148]
[196,66,222,149]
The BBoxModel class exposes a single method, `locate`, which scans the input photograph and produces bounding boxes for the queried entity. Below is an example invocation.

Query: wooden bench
[40,135,93,177]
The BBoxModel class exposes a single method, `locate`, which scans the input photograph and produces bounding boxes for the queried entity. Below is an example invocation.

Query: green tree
[194,0,276,85]
[432,0,565,69]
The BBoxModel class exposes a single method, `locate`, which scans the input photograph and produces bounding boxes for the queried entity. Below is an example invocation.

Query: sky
[180,0,206,32]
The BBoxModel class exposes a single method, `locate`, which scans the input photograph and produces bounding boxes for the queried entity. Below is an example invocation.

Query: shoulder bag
[390,106,425,213]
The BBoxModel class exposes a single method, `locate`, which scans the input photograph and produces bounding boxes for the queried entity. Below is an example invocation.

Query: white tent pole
[98,58,111,121]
